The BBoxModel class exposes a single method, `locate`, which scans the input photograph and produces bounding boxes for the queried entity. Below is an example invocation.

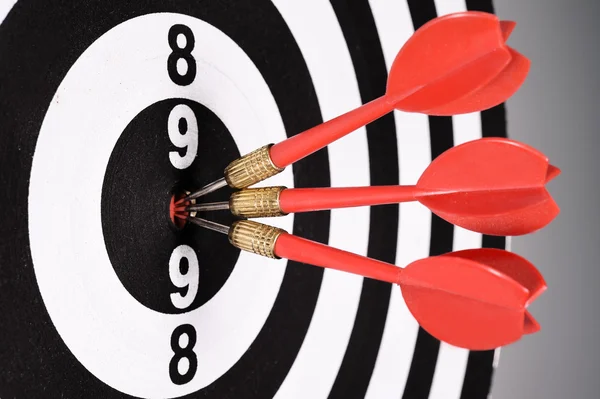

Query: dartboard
[0,0,510,398]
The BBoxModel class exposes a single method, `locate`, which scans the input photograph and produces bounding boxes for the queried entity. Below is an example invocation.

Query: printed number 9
[169,244,199,310]
[168,104,198,170]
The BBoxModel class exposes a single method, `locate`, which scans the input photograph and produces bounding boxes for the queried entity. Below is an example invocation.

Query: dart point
[169,190,196,229]
[169,193,186,229]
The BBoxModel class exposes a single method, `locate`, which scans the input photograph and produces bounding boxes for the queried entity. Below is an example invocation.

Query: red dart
[279,138,560,236]
[272,227,545,350]
[280,138,559,236]
[182,217,546,350]
[269,11,518,169]
[187,138,559,236]
[182,12,530,201]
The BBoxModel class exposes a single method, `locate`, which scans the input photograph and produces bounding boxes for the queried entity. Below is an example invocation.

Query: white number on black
[168,104,198,170]
[169,244,200,310]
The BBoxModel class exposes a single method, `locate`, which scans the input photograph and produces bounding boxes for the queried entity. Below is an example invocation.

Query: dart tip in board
[169,193,186,229]
[169,190,197,229]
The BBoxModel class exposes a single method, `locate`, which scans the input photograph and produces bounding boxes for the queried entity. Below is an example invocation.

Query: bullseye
[170,191,195,229]
[170,193,184,228]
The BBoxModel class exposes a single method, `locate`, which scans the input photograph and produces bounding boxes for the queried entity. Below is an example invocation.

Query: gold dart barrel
[224,145,284,189]
[228,220,286,259]
[229,187,286,218]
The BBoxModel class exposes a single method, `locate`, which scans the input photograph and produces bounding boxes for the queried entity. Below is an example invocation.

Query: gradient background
[491,0,600,398]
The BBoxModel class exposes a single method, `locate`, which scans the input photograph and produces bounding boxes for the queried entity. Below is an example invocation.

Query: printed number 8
[168,24,197,86]
[169,324,198,385]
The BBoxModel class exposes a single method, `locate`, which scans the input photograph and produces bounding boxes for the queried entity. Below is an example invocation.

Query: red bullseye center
[169,192,188,229]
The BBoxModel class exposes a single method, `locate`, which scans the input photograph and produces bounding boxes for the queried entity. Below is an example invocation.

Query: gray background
[492,0,599,398]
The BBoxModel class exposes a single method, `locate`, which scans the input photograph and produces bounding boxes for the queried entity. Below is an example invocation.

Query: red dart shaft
[279,185,424,214]
[274,232,401,284]
[269,96,395,168]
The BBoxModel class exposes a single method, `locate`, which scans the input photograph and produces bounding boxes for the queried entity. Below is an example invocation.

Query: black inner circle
[0,1,335,397]
[101,98,240,314]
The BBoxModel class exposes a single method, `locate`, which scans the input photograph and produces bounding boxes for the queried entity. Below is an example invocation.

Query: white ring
[28,13,293,398]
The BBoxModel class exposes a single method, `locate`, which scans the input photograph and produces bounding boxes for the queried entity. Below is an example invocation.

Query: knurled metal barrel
[224,145,284,189]
[228,220,286,259]
[229,186,286,218]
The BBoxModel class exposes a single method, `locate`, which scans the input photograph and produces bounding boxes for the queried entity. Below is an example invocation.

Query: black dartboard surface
[0,0,508,398]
